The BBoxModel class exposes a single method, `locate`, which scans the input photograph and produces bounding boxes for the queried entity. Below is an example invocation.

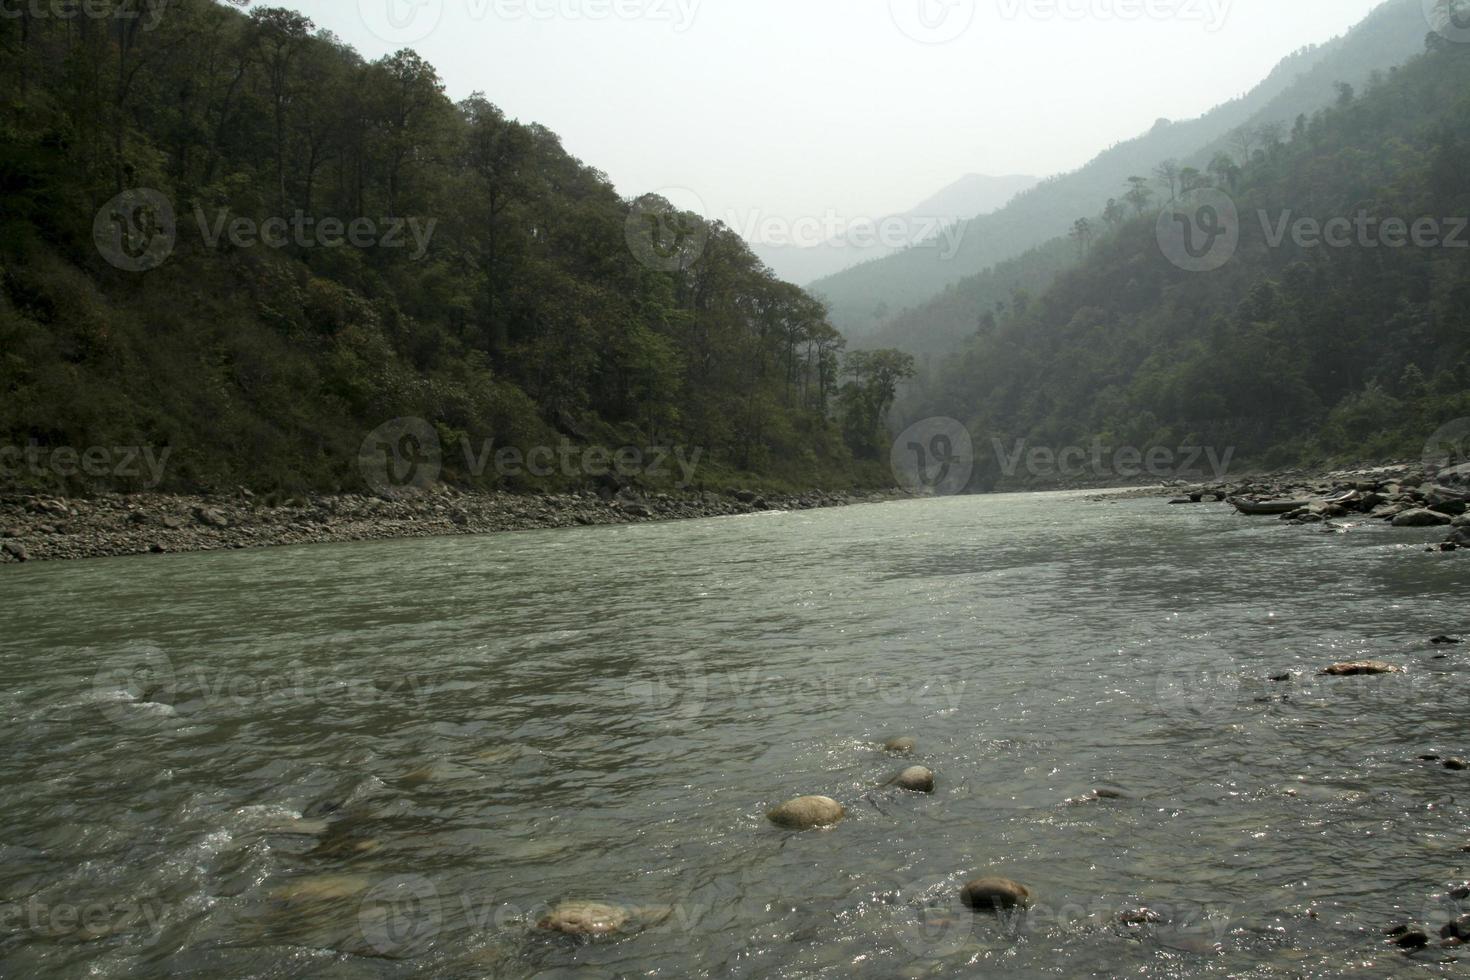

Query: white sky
[275,0,1392,226]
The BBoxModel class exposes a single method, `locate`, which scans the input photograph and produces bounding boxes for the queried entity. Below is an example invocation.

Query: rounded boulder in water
[961,877,1032,912]
[893,766,935,793]
[766,795,845,830]
[883,737,917,755]
[537,902,630,937]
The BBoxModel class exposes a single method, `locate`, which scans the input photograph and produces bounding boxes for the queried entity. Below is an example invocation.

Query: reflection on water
[1,492,1468,977]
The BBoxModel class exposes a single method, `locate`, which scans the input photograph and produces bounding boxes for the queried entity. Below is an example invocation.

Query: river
[2,491,1468,977]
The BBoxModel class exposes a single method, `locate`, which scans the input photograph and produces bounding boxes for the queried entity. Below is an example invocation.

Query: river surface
[3,491,1469,978]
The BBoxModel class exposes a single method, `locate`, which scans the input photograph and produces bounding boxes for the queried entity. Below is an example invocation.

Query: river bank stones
[537,902,630,937]
[961,877,1032,912]
[892,766,936,793]
[1321,661,1403,677]
[883,736,917,755]
[766,796,845,830]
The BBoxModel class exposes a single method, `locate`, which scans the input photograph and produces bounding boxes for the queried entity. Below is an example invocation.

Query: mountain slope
[812,0,1432,338]
[0,0,884,494]
[748,173,1036,286]
[911,31,1470,489]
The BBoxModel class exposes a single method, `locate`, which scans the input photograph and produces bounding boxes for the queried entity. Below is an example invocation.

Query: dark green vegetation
[0,0,909,494]
[909,29,1470,489]
[815,0,1432,340]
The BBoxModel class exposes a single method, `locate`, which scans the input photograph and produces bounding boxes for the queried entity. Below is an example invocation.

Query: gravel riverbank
[1116,460,1470,552]
[0,487,892,564]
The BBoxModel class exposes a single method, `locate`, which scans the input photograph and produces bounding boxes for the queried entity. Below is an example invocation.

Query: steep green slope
[913,32,1470,488]
[0,0,888,494]
[812,0,1432,339]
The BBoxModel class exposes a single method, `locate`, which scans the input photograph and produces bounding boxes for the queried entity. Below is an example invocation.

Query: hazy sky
[275,0,1391,230]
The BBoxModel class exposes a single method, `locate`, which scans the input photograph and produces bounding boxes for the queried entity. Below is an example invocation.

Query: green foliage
[913,39,1470,483]
[0,0,878,494]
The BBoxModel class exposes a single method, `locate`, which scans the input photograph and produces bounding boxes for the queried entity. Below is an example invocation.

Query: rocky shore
[1139,460,1470,551]
[0,487,891,565]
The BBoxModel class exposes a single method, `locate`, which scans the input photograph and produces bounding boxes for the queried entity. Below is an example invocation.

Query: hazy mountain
[811,0,1432,338]
[748,173,1036,286]
[908,32,1470,485]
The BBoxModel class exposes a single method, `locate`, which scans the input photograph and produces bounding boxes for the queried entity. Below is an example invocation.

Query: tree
[1124,176,1153,216]
[1102,198,1126,230]
[250,7,316,213]
[1069,217,1093,256]
[840,349,916,458]
[1207,152,1241,191]
[1228,125,1256,165]
[1153,159,1182,201]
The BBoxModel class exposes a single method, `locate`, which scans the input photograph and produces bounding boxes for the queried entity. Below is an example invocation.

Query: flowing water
[3,491,1469,978]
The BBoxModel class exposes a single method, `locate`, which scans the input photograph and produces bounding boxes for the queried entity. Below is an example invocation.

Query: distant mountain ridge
[811,0,1433,339]
[748,172,1037,286]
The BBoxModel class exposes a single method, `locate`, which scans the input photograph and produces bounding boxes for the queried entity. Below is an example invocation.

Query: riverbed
[2,491,1467,977]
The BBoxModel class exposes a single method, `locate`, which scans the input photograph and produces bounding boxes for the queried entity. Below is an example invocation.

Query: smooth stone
[766,796,845,830]
[960,877,1032,912]
[1393,508,1452,527]
[536,902,629,937]
[883,737,917,755]
[1321,661,1403,677]
[1445,759,1469,771]
[893,766,935,793]
[1442,916,1470,940]
[1389,929,1430,950]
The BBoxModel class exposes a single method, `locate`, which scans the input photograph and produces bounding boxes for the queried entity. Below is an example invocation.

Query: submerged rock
[766,796,845,830]
[961,877,1031,912]
[891,766,935,793]
[1387,926,1430,950]
[1321,661,1403,677]
[1445,759,1469,771]
[537,902,630,937]
[883,736,917,755]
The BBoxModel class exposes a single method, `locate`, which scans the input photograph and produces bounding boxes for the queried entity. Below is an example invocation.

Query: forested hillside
[0,0,903,494]
[811,0,1431,338]
[911,31,1470,489]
